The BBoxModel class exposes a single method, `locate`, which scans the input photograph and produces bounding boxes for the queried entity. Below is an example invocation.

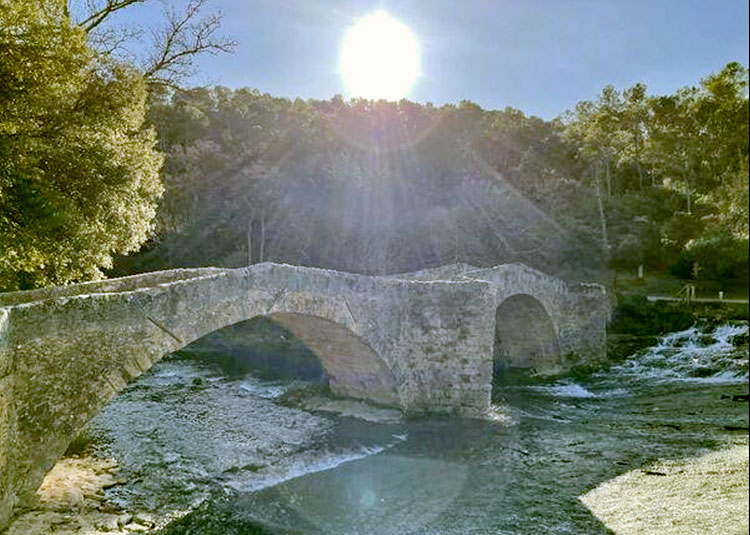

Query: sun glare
[339,11,420,101]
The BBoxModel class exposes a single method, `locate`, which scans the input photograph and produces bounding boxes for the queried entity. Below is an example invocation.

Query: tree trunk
[595,163,609,253]
[247,216,253,265]
[605,159,612,197]
[259,209,265,263]
[635,133,644,190]
[682,168,692,215]
[637,162,644,190]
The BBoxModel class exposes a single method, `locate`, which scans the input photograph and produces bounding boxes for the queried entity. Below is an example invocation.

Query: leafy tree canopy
[0,0,163,289]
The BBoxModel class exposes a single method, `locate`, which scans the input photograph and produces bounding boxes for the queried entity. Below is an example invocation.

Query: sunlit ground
[581,441,749,534]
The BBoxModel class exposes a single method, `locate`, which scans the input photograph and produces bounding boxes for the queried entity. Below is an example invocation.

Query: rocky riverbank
[4,456,155,534]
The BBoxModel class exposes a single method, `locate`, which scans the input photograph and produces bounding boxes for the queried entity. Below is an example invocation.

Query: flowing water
[84,322,749,534]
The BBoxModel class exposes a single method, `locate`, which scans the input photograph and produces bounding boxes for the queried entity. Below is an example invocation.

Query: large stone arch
[1,274,399,521]
[492,293,561,377]
[189,311,400,407]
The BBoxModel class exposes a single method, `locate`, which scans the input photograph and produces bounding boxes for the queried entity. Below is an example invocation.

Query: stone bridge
[0,262,608,528]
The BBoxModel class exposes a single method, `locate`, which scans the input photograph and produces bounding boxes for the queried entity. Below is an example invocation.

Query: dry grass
[581,440,749,535]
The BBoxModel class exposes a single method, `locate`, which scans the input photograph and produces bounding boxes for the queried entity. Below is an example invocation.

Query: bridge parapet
[569,282,607,297]
[386,263,481,281]
[0,268,227,308]
[0,308,15,529]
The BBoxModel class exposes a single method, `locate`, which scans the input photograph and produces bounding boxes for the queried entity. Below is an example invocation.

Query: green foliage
[682,232,749,289]
[558,62,748,290]
[609,294,695,335]
[611,234,643,272]
[648,63,748,210]
[3,11,741,297]
[64,427,99,457]
[713,154,749,241]
[110,62,747,293]
[116,89,595,279]
[0,0,163,290]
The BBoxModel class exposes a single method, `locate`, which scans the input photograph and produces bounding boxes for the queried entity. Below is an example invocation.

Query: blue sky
[109,0,748,119]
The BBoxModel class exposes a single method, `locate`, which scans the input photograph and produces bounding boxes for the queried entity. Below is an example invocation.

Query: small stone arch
[492,294,561,379]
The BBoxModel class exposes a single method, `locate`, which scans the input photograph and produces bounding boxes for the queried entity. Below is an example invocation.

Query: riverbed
[8,322,749,534]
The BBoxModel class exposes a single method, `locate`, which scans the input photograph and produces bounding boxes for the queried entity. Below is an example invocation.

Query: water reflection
[246,455,467,534]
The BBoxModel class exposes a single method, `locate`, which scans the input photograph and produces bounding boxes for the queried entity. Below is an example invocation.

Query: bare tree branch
[141,0,237,88]
[88,24,144,57]
[69,0,235,90]
[76,0,147,32]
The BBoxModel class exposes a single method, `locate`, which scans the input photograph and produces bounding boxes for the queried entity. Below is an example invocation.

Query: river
[76,322,749,534]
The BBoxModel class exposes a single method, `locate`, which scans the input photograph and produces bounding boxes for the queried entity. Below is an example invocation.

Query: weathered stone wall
[0,308,16,529]
[0,261,608,530]
[558,283,611,369]
[456,264,609,372]
[0,263,501,528]
[0,268,226,308]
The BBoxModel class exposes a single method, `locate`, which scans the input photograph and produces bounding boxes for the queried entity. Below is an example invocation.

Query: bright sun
[339,11,420,101]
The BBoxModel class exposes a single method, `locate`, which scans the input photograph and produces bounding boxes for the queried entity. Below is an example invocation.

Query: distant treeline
[114,62,748,288]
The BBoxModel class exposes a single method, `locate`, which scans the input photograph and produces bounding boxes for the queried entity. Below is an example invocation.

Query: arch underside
[169,311,399,406]
[493,294,560,377]
[179,316,327,381]
[266,313,399,405]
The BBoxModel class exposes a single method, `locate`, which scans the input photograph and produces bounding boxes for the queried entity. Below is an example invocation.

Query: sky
[108,0,749,119]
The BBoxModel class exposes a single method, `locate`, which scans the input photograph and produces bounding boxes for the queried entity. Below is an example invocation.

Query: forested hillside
[113,63,748,288]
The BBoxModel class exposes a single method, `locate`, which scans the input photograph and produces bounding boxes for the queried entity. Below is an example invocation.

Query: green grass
[614,270,749,301]
[63,428,97,457]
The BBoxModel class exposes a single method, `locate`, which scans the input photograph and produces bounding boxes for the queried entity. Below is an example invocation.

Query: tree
[0,0,164,289]
[0,0,235,290]
[648,64,748,216]
[621,83,649,189]
[70,0,236,89]
[562,89,624,255]
[648,90,705,215]
[610,233,644,280]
